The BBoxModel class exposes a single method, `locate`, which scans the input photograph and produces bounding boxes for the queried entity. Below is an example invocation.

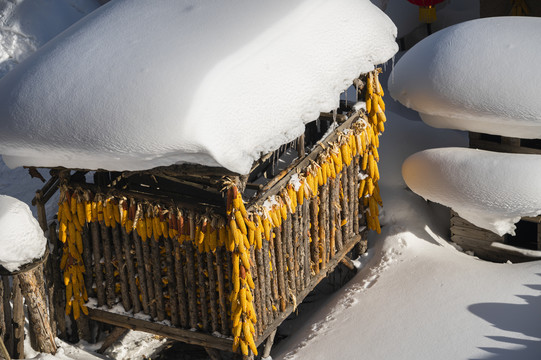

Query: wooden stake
[262,239,274,323]
[292,209,302,292]
[273,227,286,312]
[250,247,262,336]
[132,230,150,315]
[215,246,228,335]
[112,224,131,311]
[254,246,268,329]
[165,237,179,327]
[262,329,277,359]
[339,167,349,250]
[173,239,189,328]
[196,248,209,331]
[184,242,198,329]
[141,234,157,318]
[149,234,165,321]
[51,224,67,340]
[207,252,218,333]
[302,200,311,287]
[353,157,360,235]
[12,277,24,359]
[99,222,116,308]
[81,225,94,298]
[319,183,329,270]
[90,221,105,307]
[284,215,296,302]
[122,228,141,314]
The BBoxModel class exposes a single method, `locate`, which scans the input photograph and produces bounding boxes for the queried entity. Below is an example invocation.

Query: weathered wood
[81,225,94,297]
[50,224,67,340]
[451,226,503,242]
[0,277,5,355]
[44,240,57,338]
[184,242,198,329]
[215,247,228,335]
[204,347,223,360]
[132,231,150,315]
[328,177,337,262]
[165,237,179,327]
[319,182,329,270]
[334,172,343,252]
[262,329,277,359]
[18,267,57,354]
[196,248,209,331]
[254,246,268,330]
[111,224,131,311]
[273,227,287,312]
[262,239,274,323]
[268,231,279,310]
[173,239,189,328]
[297,134,305,158]
[97,327,129,354]
[88,308,234,352]
[99,222,116,308]
[35,191,48,232]
[255,233,364,347]
[292,209,302,292]
[302,200,311,288]
[1,277,12,356]
[347,158,356,239]
[90,222,106,307]
[339,166,349,249]
[141,235,157,318]
[122,228,141,314]
[0,336,9,360]
[250,247,263,337]
[12,277,24,359]
[149,235,165,321]
[341,256,356,271]
[75,313,92,343]
[207,252,218,333]
[352,157,360,235]
[284,215,296,302]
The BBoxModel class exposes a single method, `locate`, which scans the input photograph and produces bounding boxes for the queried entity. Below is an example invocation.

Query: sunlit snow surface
[403,148,541,236]
[0,194,46,271]
[388,17,541,138]
[0,0,397,174]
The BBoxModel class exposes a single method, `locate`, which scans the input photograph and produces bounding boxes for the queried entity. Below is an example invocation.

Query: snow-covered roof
[0,0,397,175]
[388,17,541,138]
[402,147,541,236]
[0,195,46,272]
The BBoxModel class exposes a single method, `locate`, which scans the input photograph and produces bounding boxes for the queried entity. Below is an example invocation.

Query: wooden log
[35,191,48,232]
[12,277,24,359]
[339,167,349,250]
[328,177,336,262]
[111,224,131,311]
[334,172,343,253]
[164,237,179,327]
[254,246,268,330]
[141,235,157,318]
[196,249,209,331]
[90,221,106,307]
[149,235,165,321]
[173,239,189,328]
[81,225,94,298]
[132,231,150,315]
[272,227,287,312]
[44,229,57,338]
[18,267,57,354]
[2,277,13,356]
[262,239,274,323]
[309,197,320,275]
[268,231,279,308]
[301,200,310,288]
[215,246,228,335]
[97,327,129,354]
[88,307,233,352]
[292,209,302,293]
[249,247,262,336]
[262,329,277,359]
[184,242,198,329]
[0,276,5,355]
[50,224,67,340]
[352,157,360,235]
[99,222,116,308]
[206,252,218,333]
[347,159,355,238]
[284,215,296,302]
[318,182,329,271]
[122,228,141,314]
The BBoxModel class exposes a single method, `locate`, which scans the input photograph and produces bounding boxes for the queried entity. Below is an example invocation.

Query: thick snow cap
[402,147,541,236]
[0,195,46,272]
[0,0,397,175]
[388,17,541,138]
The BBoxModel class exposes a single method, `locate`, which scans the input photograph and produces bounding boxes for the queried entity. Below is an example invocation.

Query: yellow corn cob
[234,210,247,235]
[65,300,72,316]
[239,287,247,313]
[378,94,385,112]
[59,219,68,243]
[76,199,85,226]
[153,216,162,238]
[243,321,258,355]
[263,217,271,241]
[246,272,255,289]
[240,339,249,356]
[240,252,251,271]
[328,157,336,179]
[232,253,240,294]
[161,221,169,239]
[366,72,374,96]
[233,322,242,338]
[367,177,375,196]
[62,200,72,222]
[145,216,153,239]
[297,182,305,206]
[137,219,147,241]
[75,231,83,254]
[254,225,262,250]
[112,201,120,224]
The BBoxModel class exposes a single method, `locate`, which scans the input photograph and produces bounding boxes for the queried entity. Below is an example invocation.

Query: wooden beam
[87,308,234,352]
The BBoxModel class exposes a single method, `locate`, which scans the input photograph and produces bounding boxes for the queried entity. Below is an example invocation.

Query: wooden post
[302,200,311,287]
[18,266,57,354]
[254,246,268,329]
[250,247,262,336]
[215,247,228,335]
[353,157,360,235]
[284,215,296,302]
[11,277,24,359]
[141,235,157,319]
[132,231,150,315]
[122,228,141,314]
[334,172,343,252]
[0,276,5,354]
[196,248,209,331]
[268,231,279,312]
[35,191,48,232]
[272,228,286,312]
[99,222,116,308]
[90,221,106,307]
[207,252,218,333]
[292,209,302,292]
[262,239,274,323]
[165,237,179,326]
[184,242,198,329]
[319,182,329,270]
[1,276,13,356]
[149,235,165,321]
[262,329,277,359]
[173,240,189,328]
[339,167,349,249]
[81,225,94,298]
[50,224,67,340]
[111,224,131,311]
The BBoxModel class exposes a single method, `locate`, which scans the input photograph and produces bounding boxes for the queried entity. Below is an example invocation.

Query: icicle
[332,109,337,123]
[316,118,321,133]
[355,81,359,103]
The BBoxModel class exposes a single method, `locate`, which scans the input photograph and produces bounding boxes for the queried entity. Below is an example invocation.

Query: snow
[388,17,541,139]
[402,148,541,236]
[0,194,46,271]
[0,0,397,175]
[0,2,540,360]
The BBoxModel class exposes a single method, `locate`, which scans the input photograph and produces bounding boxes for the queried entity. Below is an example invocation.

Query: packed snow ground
[0,1,540,360]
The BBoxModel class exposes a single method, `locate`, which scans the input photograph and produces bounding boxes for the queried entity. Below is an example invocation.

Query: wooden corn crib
[35,69,387,358]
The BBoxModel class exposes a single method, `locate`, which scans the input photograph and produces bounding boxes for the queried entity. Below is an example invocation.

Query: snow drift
[388,17,541,138]
[0,194,46,272]
[402,147,541,236]
[0,0,397,174]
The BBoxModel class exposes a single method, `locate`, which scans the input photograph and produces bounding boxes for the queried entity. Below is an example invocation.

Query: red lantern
[407,0,445,24]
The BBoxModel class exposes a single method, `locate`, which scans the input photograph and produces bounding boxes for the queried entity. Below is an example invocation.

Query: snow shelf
[402,147,541,236]
[0,0,397,175]
[388,17,541,139]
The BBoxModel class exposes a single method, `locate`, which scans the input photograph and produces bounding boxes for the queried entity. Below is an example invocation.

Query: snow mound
[388,17,541,138]
[0,0,397,175]
[0,0,99,77]
[402,147,541,236]
[0,194,46,272]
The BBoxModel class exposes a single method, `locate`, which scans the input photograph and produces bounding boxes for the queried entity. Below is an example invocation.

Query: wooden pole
[284,215,296,302]
[11,277,24,359]
[50,224,67,340]
[262,329,277,358]
[18,266,57,354]
[254,246,268,329]
[165,237,179,327]
[173,240,189,328]
[250,247,262,336]
[122,228,141,314]
[132,231,150,315]
[206,252,218,333]
[272,227,286,312]
[81,225,94,298]
[184,242,198,329]
[90,222,106,307]
[215,247,228,335]
[99,222,116,308]
[1,276,13,356]
[141,235,157,319]
[339,167,349,250]
[111,224,131,311]
[262,239,274,323]
[302,201,311,287]
[149,235,165,321]
[292,209,302,292]
[196,248,209,331]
